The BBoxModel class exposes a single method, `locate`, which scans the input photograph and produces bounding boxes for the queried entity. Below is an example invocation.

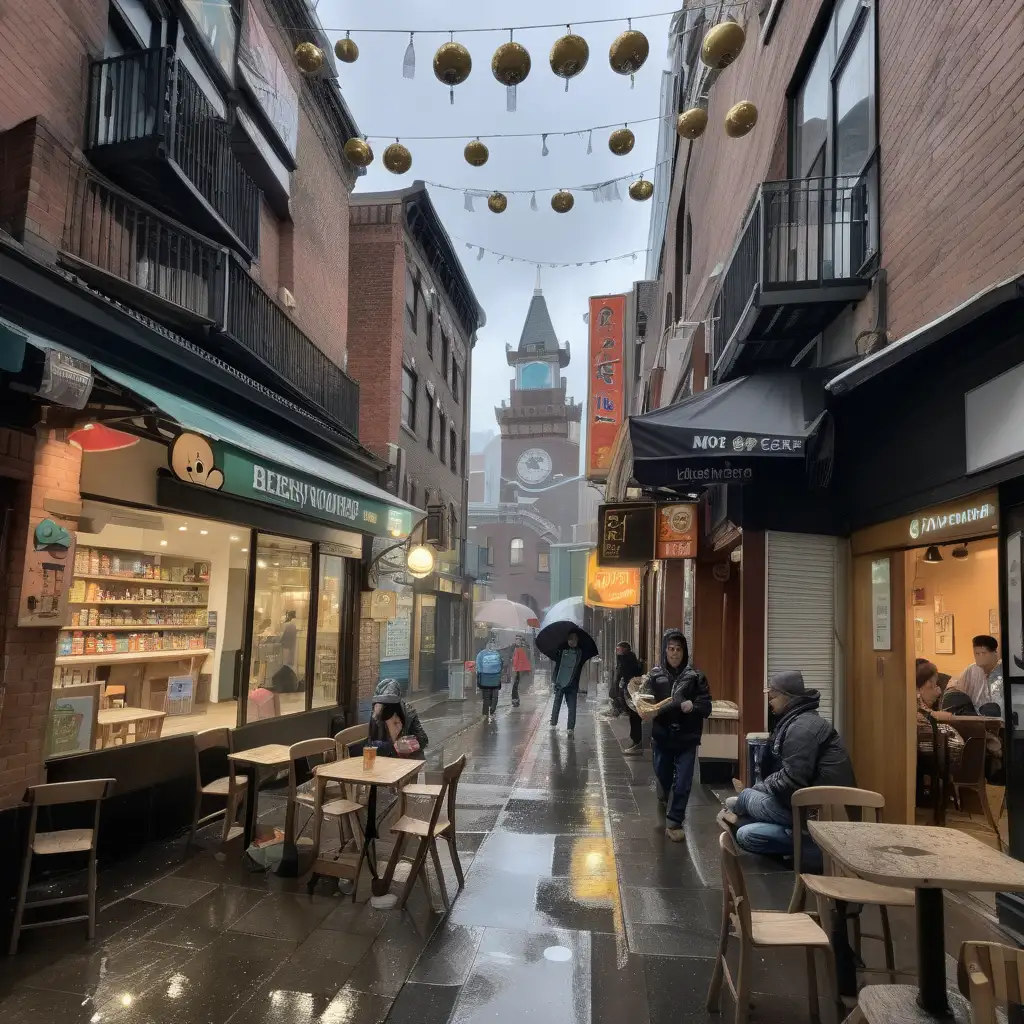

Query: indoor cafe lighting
[230,535,240,542]
[200,529,209,536]
[178,525,187,532]
[241,547,248,553]
[923,545,943,564]
[159,540,168,547]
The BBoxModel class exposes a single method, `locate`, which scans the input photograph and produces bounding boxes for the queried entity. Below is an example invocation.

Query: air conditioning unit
[386,443,406,495]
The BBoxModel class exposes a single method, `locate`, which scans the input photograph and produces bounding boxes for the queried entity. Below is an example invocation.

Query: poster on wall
[45,683,100,758]
[934,613,955,655]
[655,503,698,559]
[384,614,411,659]
[1008,532,1024,676]
[871,557,891,651]
[20,517,76,628]
[585,294,627,481]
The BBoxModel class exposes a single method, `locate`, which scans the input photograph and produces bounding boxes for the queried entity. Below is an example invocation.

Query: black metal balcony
[219,256,360,438]
[712,173,873,381]
[85,47,260,259]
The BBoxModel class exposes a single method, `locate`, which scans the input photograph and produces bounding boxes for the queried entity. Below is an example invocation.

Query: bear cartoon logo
[170,433,224,490]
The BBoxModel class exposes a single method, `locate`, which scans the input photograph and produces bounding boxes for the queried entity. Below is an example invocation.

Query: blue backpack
[477,650,502,676]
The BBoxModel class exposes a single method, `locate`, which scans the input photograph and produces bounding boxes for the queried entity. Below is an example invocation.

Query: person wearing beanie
[636,628,712,842]
[367,678,428,759]
[726,669,855,860]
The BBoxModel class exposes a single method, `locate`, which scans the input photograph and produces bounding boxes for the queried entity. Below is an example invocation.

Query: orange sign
[585,294,627,481]
[656,503,698,559]
[585,551,640,609]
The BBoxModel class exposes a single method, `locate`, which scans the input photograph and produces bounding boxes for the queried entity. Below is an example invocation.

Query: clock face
[517,448,553,485]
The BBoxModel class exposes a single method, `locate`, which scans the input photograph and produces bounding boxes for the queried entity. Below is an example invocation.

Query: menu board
[46,683,100,757]
[384,614,411,659]
[598,503,656,567]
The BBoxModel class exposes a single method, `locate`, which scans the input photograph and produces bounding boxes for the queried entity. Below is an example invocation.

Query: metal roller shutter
[766,533,838,723]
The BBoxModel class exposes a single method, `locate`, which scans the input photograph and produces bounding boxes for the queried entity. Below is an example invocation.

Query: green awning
[93,361,421,539]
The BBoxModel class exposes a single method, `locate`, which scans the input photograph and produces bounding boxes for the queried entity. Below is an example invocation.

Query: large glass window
[401,367,417,431]
[794,47,829,178]
[313,553,344,709]
[834,25,873,177]
[248,536,311,718]
[181,0,239,80]
[510,538,525,566]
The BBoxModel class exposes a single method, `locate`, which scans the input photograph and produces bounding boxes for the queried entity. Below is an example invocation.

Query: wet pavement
[0,684,1011,1023]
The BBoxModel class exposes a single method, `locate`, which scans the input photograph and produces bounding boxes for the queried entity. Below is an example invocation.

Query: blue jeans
[652,743,698,827]
[734,789,822,869]
[550,688,578,729]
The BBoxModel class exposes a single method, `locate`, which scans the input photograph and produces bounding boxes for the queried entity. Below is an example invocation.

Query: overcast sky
[321,0,669,450]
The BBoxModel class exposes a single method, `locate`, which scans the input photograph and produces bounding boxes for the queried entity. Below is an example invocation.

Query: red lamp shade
[68,423,139,452]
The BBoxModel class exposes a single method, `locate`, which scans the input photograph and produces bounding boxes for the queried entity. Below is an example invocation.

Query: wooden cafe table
[307,754,423,900]
[227,743,293,854]
[809,821,1024,1018]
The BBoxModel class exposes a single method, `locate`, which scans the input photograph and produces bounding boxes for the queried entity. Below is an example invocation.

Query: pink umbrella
[474,599,540,631]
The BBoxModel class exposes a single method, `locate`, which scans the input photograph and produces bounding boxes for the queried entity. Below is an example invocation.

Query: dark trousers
[481,687,499,715]
[652,743,697,827]
[512,671,524,702]
[627,707,643,746]
[550,687,578,729]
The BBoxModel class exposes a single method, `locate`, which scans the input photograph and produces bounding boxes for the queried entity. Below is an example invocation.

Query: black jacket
[640,630,712,752]
[615,651,643,689]
[367,704,428,760]
[758,690,855,805]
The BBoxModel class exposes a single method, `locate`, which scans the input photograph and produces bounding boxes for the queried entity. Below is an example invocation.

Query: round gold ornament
[464,139,489,167]
[609,29,649,76]
[492,41,531,86]
[343,137,373,168]
[294,42,325,75]
[433,41,473,87]
[676,107,709,140]
[551,190,574,214]
[487,192,508,214]
[382,142,412,175]
[629,178,654,202]
[608,127,635,155]
[724,101,758,138]
[334,35,359,64]
[549,33,589,89]
[701,21,746,69]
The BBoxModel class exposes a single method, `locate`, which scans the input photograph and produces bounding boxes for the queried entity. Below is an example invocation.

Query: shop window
[510,537,524,566]
[449,428,458,473]
[401,366,417,432]
[248,535,311,718]
[313,552,345,708]
[538,550,550,573]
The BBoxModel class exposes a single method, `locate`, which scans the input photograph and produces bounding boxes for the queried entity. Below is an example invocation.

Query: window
[405,266,420,331]
[440,328,450,379]
[538,551,550,573]
[510,538,525,566]
[685,214,693,276]
[426,305,434,356]
[425,403,434,452]
[451,361,460,403]
[438,411,447,463]
[664,292,673,333]
[181,0,239,80]
[485,539,495,566]
[401,366,417,431]
[461,441,466,478]
[673,201,686,320]
[449,428,457,473]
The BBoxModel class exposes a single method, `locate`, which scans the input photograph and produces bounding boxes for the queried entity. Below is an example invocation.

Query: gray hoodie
[369,678,429,758]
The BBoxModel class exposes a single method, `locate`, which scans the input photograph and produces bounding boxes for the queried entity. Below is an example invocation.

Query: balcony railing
[223,257,360,437]
[86,48,260,257]
[714,174,871,374]
[62,166,225,330]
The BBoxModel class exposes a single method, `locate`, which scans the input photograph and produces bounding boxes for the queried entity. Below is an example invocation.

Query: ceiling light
[200,529,208,536]
[230,535,240,542]
[951,544,969,560]
[178,525,187,532]
[257,559,267,569]
[68,423,140,452]
[923,545,943,564]
[240,547,248,553]
[159,540,168,547]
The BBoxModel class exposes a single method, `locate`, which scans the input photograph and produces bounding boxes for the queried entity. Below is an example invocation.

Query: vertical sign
[585,294,627,481]
[871,556,891,651]
[655,504,698,559]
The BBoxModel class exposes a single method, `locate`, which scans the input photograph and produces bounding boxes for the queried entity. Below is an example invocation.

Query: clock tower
[470,282,582,616]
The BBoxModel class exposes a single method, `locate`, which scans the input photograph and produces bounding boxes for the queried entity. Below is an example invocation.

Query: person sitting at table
[367,702,422,759]
[916,660,964,806]
[941,635,1003,717]
[367,678,427,759]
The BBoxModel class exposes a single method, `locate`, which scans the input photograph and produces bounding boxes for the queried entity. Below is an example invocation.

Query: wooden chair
[707,829,836,1024]
[958,940,1024,1024]
[188,727,249,847]
[380,753,467,911]
[948,731,1004,850]
[789,787,915,983]
[9,778,116,954]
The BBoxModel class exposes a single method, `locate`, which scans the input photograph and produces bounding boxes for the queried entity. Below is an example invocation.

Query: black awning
[629,371,829,488]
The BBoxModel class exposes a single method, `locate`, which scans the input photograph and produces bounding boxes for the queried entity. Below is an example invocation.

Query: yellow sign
[585,551,640,609]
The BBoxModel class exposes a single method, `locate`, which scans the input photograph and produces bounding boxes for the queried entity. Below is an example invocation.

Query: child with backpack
[475,639,504,721]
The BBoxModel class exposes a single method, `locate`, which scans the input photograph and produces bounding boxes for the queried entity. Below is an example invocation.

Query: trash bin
[447,660,468,701]
[746,732,770,784]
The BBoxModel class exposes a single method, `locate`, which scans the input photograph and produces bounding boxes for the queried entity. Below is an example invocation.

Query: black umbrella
[535,597,598,662]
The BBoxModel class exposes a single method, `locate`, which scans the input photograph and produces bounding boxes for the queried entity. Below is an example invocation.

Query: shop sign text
[909,503,995,541]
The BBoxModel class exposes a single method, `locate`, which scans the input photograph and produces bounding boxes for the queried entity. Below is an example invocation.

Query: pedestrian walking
[548,631,587,735]
[636,629,711,842]
[611,641,645,754]
[475,639,504,721]
[511,635,531,708]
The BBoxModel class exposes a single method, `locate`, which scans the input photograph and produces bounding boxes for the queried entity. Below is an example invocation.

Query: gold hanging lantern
[382,142,412,175]
[724,101,758,138]
[464,139,489,167]
[551,190,574,214]
[433,41,472,103]
[549,32,589,91]
[334,34,359,64]
[609,28,649,77]
[608,127,635,156]
[629,178,654,202]
[676,107,709,140]
[492,41,531,86]
[294,42,325,75]
[343,137,374,167]
[488,192,508,213]
[701,21,746,69]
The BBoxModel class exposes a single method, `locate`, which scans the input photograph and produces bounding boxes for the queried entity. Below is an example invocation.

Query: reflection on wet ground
[0,686,1011,1023]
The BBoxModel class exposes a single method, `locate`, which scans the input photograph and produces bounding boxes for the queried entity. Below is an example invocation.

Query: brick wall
[0,429,82,810]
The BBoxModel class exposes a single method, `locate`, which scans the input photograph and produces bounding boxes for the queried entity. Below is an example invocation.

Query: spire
[517,291,560,353]
[534,266,542,295]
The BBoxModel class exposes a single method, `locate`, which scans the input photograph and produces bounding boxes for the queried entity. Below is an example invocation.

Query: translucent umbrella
[474,599,540,631]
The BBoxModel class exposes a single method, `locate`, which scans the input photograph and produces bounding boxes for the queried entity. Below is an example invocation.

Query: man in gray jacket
[728,670,855,859]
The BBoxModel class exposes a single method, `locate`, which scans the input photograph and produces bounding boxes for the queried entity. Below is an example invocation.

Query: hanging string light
[628,177,654,201]
[608,125,635,155]
[551,190,575,213]
[294,42,325,75]
[334,32,358,63]
[492,31,531,112]
[724,101,758,137]
[382,141,412,174]
[488,192,508,213]
[608,19,649,87]
[549,27,589,91]
[464,138,489,166]
[433,36,472,103]
[701,19,746,69]
[343,137,373,167]
[676,108,709,139]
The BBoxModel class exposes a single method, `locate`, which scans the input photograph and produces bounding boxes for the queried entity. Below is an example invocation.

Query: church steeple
[506,288,571,368]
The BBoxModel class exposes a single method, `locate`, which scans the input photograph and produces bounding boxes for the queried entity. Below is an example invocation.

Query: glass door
[313,552,344,708]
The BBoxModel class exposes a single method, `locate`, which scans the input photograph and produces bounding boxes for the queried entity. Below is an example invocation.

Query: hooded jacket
[757,689,855,804]
[615,649,643,690]
[367,678,428,759]
[640,629,712,752]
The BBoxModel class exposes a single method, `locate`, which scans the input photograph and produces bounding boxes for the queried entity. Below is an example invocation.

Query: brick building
[615,0,1024,926]
[0,0,420,861]
[348,184,483,701]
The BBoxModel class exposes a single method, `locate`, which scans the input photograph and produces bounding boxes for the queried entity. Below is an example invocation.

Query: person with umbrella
[548,632,589,735]
[536,599,599,737]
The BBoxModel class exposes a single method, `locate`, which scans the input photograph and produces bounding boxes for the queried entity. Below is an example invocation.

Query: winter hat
[768,670,806,696]
[372,678,403,704]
